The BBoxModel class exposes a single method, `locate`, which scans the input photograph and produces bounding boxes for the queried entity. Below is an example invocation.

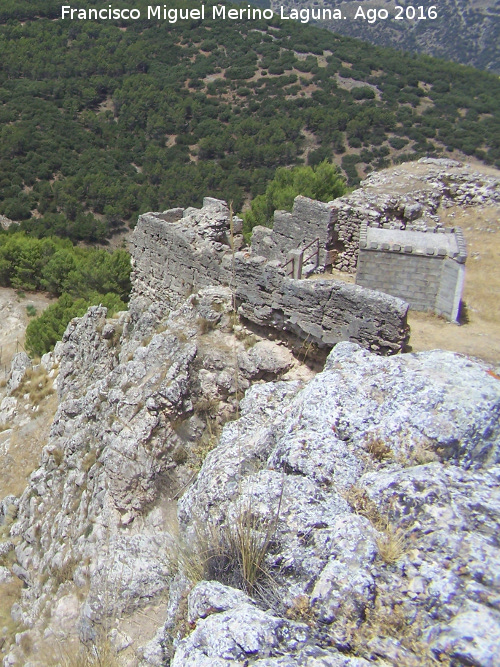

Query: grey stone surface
[188,581,254,624]
[362,226,463,258]
[427,603,500,667]
[174,342,500,666]
[6,352,31,394]
[3,285,315,663]
[172,585,310,667]
[356,224,467,321]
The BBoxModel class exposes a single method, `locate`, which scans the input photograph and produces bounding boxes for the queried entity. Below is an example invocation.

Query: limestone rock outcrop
[1,297,499,665]
[162,343,500,666]
[0,287,310,665]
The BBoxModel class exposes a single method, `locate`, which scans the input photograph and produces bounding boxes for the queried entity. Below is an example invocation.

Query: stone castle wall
[233,254,408,353]
[249,158,498,277]
[130,198,231,306]
[131,198,409,354]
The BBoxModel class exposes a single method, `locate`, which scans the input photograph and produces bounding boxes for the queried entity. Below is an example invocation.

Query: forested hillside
[1,0,500,240]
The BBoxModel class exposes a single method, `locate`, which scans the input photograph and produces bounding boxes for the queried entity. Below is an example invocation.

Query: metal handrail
[301,237,320,254]
[283,237,320,279]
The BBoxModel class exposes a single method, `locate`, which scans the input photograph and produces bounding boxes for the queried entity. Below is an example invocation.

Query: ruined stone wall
[130,198,233,308]
[435,259,466,321]
[234,254,408,354]
[131,199,409,353]
[251,196,334,268]
[243,158,499,278]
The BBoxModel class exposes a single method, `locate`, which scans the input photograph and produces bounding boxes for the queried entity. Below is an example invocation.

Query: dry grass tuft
[0,578,23,658]
[14,366,54,404]
[45,635,121,667]
[344,486,406,564]
[411,440,440,465]
[342,590,449,666]
[285,594,316,626]
[0,503,18,541]
[396,434,441,467]
[363,433,393,461]
[191,418,221,470]
[197,316,217,335]
[224,505,279,592]
[376,524,406,565]
[168,491,282,595]
[343,485,385,531]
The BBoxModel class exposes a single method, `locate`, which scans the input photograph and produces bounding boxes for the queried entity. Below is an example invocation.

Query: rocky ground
[0,280,498,665]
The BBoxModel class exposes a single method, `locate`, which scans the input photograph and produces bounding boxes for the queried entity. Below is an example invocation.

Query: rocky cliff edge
[0,280,499,666]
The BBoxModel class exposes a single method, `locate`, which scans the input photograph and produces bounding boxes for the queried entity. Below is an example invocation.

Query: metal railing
[283,255,294,277]
[302,237,320,267]
[284,238,320,279]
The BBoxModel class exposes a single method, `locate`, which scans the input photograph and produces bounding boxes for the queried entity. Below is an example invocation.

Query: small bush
[285,594,315,626]
[51,556,78,588]
[194,396,220,417]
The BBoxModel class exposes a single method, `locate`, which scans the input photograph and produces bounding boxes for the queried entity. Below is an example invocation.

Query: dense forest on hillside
[0,0,499,241]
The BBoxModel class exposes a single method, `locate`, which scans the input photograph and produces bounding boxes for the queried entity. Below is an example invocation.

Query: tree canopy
[0,231,131,356]
[242,161,346,236]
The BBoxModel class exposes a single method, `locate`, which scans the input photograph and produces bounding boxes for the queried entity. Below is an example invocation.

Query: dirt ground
[407,204,500,367]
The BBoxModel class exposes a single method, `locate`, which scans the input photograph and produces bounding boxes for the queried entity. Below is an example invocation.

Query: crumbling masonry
[131,198,408,354]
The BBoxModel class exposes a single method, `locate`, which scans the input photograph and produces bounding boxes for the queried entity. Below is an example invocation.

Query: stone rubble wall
[131,198,233,308]
[250,196,334,268]
[131,198,409,354]
[234,254,408,353]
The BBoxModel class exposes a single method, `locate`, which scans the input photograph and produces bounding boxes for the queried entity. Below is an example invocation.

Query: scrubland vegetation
[0,0,498,242]
[1,0,499,354]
